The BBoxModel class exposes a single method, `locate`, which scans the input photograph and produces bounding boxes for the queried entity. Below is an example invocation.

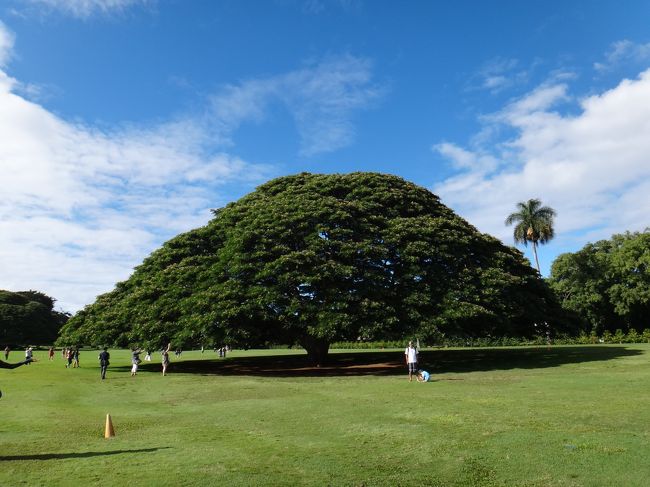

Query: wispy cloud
[432,142,498,173]
[0,20,14,67]
[0,22,273,311]
[210,54,385,156]
[19,0,153,18]
[594,39,650,72]
[467,57,531,94]
[433,69,650,272]
[0,20,380,311]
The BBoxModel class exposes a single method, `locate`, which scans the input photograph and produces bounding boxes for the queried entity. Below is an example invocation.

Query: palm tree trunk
[532,241,541,274]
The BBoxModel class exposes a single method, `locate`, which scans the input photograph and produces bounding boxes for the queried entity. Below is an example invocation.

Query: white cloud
[0,32,273,312]
[433,142,498,173]
[433,69,650,272]
[0,24,379,311]
[210,54,384,156]
[22,0,152,18]
[594,40,650,72]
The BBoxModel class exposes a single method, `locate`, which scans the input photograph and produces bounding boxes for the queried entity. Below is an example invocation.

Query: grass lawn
[1,344,650,486]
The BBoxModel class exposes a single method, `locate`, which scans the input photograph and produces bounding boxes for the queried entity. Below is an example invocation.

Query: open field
[2,345,650,486]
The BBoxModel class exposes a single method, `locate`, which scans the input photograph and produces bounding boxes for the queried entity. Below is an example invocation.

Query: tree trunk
[300,336,330,366]
[532,241,541,274]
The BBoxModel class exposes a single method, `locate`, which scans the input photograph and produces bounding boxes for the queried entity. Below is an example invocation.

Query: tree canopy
[548,229,650,334]
[0,290,69,346]
[59,173,567,364]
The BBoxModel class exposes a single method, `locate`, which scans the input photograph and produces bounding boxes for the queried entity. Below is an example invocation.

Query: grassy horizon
[2,345,650,486]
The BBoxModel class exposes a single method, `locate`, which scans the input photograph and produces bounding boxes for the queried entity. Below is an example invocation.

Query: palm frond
[504,198,557,270]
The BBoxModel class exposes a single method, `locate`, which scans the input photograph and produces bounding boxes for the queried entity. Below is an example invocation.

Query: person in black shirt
[131,348,143,376]
[98,348,110,380]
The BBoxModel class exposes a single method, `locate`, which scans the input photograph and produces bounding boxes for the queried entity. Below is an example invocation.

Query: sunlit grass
[1,344,650,486]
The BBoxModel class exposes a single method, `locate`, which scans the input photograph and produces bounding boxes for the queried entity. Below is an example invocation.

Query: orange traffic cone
[104,413,115,438]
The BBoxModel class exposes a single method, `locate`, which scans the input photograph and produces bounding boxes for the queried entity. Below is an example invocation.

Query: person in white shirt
[25,347,33,365]
[404,341,418,382]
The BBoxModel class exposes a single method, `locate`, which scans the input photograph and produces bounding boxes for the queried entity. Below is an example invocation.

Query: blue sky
[2,0,650,312]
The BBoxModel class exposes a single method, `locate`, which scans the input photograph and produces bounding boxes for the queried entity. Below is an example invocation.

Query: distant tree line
[0,290,69,346]
[549,229,650,334]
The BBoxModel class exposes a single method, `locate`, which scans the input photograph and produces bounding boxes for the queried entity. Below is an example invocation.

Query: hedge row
[331,329,650,349]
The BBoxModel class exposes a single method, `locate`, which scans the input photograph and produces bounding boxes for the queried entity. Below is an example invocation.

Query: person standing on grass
[25,347,33,365]
[4,346,9,360]
[73,348,80,368]
[48,347,55,360]
[131,347,143,376]
[98,347,110,380]
[405,341,418,382]
[161,343,171,376]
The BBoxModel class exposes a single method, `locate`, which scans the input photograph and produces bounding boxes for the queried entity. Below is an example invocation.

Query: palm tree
[505,198,556,274]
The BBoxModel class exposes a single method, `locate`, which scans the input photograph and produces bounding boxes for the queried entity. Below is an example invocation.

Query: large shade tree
[59,173,567,364]
[505,198,557,273]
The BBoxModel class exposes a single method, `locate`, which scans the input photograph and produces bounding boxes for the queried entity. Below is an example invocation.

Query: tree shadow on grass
[0,447,170,461]
[146,345,642,378]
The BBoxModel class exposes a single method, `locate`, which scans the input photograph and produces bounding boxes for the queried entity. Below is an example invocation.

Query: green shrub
[642,329,650,343]
[626,329,641,343]
[602,330,613,343]
[613,329,626,343]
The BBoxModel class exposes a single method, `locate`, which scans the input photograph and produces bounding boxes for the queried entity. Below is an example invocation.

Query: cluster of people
[2,343,183,382]
[99,343,172,380]
[3,345,43,364]
[62,347,80,368]
[5,341,429,385]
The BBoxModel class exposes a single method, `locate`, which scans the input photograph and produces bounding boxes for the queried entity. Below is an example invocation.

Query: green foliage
[626,328,641,343]
[331,340,407,349]
[602,330,613,343]
[549,229,650,334]
[0,290,69,345]
[613,329,626,344]
[334,328,650,347]
[60,173,568,363]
